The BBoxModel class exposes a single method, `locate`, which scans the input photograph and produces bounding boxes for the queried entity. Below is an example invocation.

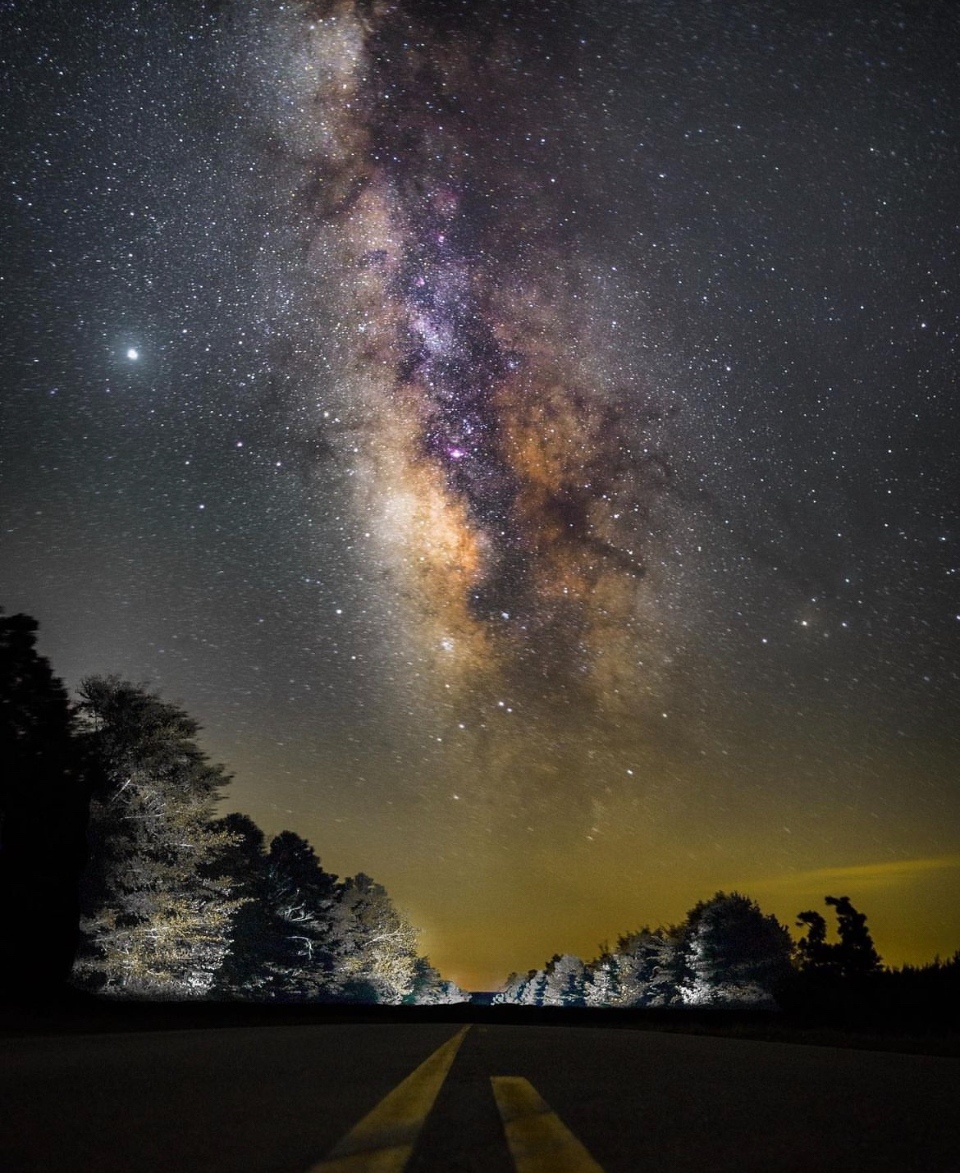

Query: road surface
[2,1022,958,1171]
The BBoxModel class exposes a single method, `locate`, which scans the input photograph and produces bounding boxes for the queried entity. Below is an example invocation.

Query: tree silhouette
[795,908,832,971]
[828,895,882,977]
[0,611,89,1000]
[796,895,881,979]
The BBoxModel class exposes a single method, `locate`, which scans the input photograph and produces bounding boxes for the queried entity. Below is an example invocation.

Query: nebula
[279,1,675,727]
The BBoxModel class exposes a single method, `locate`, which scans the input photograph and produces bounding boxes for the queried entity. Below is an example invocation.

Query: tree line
[3,607,956,1020]
[495,890,960,1023]
[495,890,876,1008]
[0,610,465,1004]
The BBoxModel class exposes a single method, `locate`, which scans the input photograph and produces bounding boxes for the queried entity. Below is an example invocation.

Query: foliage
[211,817,346,1000]
[0,610,90,998]
[333,873,424,1003]
[537,954,587,1006]
[67,678,459,1004]
[677,892,794,1007]
[404,957,470,1005]
[11,610,942,1017]
[609,926,682,1007]
[496,894,793,1009]
[796,895,882,979]
[212,819,466,1004]
[72,676,240,997]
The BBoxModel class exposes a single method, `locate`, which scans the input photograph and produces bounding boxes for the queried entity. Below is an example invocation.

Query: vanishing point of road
[3,1021,958,1172]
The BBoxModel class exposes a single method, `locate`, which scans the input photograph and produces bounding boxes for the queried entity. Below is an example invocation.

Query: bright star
[126,348,139,361]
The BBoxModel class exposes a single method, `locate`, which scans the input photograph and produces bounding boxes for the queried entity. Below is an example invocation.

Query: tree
[213,824,356,1001]
[212,821,455,1005]
[795,908,832,972]
[404,957,469,1005]
[73,677,239,997]
[678,892,793,1006]
[541,953,587,1006]
[796,895,881,979]
[258,830,344,1000]
[526,968,549,1006]
[828,895,882,977]
[494,970,537,1005]
[208,813,275,998]
[583,950,623,1007]
[0,611,89,999]
[334,873,422,1003]
[614,927,682,1007]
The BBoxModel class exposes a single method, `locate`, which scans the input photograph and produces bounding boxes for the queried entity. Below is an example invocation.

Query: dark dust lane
[3,1023,959,1173]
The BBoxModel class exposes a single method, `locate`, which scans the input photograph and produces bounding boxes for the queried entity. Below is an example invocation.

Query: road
[2,1022,958,1172]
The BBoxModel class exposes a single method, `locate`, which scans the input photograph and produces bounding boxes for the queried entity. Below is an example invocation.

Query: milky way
[5,0,958,988]
[275,1,677,723]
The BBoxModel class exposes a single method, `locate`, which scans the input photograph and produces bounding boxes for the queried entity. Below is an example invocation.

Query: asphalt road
[2,1022,958,1172]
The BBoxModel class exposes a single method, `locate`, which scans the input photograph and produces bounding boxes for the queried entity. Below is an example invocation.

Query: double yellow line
[307,1025,603,1173]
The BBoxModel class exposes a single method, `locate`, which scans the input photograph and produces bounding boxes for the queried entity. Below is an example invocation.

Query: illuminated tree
[211,819,458,1004]
[404,957,469,1005]
[334,873,422,1003]
[584,950,623,1007]
[541,953,587,1006]
[526,968,549,1006]
[211,816,338,1000]
[615,927,682,1007]
[73,677,239,997]
[678,892,793,1006]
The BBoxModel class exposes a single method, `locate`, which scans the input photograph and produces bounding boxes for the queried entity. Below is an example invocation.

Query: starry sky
[3,0,958,990]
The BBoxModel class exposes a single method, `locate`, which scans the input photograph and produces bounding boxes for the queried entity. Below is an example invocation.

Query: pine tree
[334,873,421,1003]
[541,953,586,1006]
[212,821,456,1005]
[259,830,344,999]
[0,611,89,999]
[208,813,274,998]
[404,957,469,1005]
[73,677,239,997]
[795,908,833,972]
[828,895,882,977]
[584,950,623,1007]
[615,927,682,1006]
[796,895,882,980]
[494,970,535,1004]
[520,968,547,1006]
[678,892,793,1006]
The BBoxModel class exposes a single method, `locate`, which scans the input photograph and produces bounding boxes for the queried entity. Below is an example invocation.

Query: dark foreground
[2,1005,958,1172]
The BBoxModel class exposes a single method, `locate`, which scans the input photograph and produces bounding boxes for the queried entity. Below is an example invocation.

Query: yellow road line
[491,1076,604,1173]
[306,1025,471,1173]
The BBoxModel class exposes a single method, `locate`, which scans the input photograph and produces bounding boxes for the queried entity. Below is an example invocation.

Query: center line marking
[491,1076,605,1173]
[306,1025,470,1173]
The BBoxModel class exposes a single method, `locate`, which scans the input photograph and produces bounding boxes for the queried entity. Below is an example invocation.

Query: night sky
[3,0,958,990]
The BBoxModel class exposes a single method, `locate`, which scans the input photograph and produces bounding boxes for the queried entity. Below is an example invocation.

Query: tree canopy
[0,611,89,998]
